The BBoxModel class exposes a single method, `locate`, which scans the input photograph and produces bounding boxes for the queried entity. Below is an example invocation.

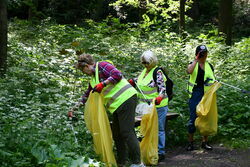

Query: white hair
[140,50,158,66]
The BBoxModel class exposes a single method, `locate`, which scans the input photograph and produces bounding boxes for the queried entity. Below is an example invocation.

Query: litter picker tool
[216,80,250,94]
[69,121,78,144]
[67,69,81,145]
[205,78,250,94]
[134,81,151,105]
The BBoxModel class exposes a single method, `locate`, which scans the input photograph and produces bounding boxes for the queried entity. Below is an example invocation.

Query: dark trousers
[188,87,204,134]
[112,95,140,164]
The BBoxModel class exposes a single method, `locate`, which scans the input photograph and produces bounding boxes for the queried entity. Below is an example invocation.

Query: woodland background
[0,0,249,166]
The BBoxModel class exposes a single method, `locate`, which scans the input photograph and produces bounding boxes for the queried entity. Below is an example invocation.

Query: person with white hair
[128,50,169,162]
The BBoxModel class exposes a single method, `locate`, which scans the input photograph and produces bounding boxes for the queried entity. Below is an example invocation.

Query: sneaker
[158,154,165,162]
[201,142,213,150]
[130,163,146,167]
[186,142,194,151]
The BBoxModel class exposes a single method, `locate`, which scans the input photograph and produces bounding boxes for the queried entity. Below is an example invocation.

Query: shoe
[158,154,165,162]
[201,142,213,150]
[186,142,194,151]
[130,163,145,167]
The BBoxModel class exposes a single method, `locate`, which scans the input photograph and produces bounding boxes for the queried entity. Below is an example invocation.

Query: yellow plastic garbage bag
[140,99,158,165]
[84,92,117,167]
[195,82,221,136]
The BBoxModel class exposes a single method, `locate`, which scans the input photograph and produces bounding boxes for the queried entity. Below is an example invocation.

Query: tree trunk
[28,0,38,20]
[219,0,233,45]
[92,0,104,21]
[0,0,8,76]
[179,0,185,35]
[139,0,147,21]
[186,0,200,21]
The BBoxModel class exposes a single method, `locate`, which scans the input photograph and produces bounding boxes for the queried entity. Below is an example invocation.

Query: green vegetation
[0,17,249,166]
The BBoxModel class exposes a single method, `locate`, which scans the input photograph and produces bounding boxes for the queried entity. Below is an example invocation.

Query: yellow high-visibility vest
[90,62,137,113]
[137,66,168,108]
[187,62,215,98]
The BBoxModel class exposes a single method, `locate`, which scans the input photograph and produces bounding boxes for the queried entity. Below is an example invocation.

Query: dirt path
[158,145,250,167]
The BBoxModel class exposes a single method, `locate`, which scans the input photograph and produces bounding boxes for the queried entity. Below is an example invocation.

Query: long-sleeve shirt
[155,70,167,96]
[149,70,167,97]
[81,61,122,104]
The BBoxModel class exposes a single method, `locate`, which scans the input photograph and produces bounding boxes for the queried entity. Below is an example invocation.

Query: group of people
[68,44,216,167]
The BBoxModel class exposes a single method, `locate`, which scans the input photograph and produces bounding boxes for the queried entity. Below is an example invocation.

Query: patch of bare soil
[158,145,250,167]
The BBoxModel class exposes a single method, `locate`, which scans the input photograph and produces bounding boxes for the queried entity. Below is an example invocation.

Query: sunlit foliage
[0,18,249,166]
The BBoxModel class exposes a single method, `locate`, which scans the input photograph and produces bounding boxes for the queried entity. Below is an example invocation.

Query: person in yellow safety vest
[186,45,215,151]
[128,50,169,163]
[68,54,145,167]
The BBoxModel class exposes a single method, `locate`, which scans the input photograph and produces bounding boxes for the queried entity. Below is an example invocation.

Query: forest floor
[158,144,250,167]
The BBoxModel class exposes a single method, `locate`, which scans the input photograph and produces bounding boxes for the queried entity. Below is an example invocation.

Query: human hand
[93,82,105,93]
[155,96,163,105]
[68,110,78,121]
[128,79,135,87]
[68,102,82,118]
[68,111,73,118]
[195,53,200,60]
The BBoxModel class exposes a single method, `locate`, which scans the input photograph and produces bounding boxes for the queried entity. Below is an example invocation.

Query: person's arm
[154,70,166,105]
[68,83,92,117]
[99,62,122,86]
[80,83,92,104]
[128,78,138,87]
[187,60,198,74]
[187,53,202,74]
[155,70,167,98]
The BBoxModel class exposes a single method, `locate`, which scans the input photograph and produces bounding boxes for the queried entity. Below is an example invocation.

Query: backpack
[153,67,174,101]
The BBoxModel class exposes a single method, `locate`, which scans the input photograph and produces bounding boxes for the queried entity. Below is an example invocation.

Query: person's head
[76,54,95,75]
[140,50,158,70]
[195,45,208,63]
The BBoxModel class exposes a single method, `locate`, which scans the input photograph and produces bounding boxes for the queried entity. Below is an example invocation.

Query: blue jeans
[157,106,168,155]
[188,87,204,134]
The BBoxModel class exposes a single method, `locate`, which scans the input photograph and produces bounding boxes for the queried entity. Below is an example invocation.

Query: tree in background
[7,0,44,20]
[110,0,193,30]
[0,0,7,76]
[219,0,233,45]
[6,0,109,23]
[179,0,185,34]
[185,0,219,23]
[26,0,43,21]
[233,0,250,38]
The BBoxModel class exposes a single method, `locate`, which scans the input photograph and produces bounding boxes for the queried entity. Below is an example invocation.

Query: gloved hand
[155,96,163,105]
[128,79,135,87]
[93,82,105,93]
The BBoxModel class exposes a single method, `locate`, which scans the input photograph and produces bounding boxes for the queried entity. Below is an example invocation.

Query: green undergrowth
[0,18,249,166]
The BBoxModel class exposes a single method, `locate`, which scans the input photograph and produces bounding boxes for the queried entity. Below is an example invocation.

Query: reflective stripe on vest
[90,62,137,113]
[137,66,168,108]
[187,62,215,98]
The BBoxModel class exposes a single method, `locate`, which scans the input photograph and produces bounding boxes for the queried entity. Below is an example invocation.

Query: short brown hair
[76,54,95,69]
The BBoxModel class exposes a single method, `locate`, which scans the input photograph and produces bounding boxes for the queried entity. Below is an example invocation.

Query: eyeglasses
[141,62,149,65]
